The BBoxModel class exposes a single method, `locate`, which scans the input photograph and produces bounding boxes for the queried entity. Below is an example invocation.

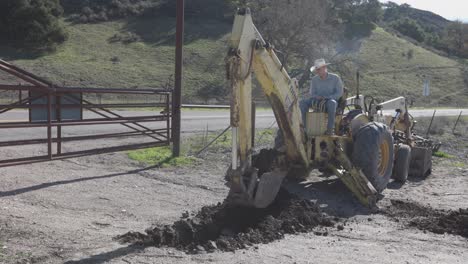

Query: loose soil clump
[385,200,468,238]
[116,190,335,253]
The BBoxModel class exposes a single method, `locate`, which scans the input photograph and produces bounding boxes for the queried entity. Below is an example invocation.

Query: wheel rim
[377,141,390,176]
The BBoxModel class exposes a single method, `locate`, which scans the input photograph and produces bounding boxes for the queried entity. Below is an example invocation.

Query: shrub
[0,0,68,49]
[196,82,227,103]
[390,18,426,42]
[407,49,414,60]
[157,0,236,20]
[335,0,383,38]
[61,0,158,23]
[62,0,236,23]
[108,32,141,44]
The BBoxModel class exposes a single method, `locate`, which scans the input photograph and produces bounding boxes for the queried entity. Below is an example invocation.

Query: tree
[332,0,383,38]
[62,0,157,22]
[196,81,228,103]
[243,0,341,88]
[391,18,426,42]
[157,0,237,20]
[445,21,466,56]
[0,0,67,49]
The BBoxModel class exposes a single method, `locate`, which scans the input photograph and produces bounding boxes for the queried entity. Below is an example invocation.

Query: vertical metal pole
[251,102,256,148]
[356,70,360,99]
[56,94,62,155]
[452,111,462,133]
[47,93,52,159]
[426,109,437,137]
[232,127,238,169]
[172,0,184,157]
[166,94,170,143]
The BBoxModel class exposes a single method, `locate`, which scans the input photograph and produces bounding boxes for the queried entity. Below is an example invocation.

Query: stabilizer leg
[328,144,378,208]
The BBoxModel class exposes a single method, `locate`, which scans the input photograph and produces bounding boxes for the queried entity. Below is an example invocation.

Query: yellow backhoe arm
[228,8,309,169]
[226,8,309,207]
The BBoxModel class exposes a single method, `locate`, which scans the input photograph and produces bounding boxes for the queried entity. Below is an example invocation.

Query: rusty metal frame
[0,59,172,167]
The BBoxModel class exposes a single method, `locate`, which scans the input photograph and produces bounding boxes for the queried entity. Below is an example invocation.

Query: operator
[299,58,344,135]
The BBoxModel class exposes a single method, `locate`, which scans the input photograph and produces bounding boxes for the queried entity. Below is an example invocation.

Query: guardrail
[181,104,230,109]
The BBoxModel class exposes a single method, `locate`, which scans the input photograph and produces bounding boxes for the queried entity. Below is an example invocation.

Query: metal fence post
[56,93,62,155]
[426,109,437,137]
[452,111,462,134]
[172,0,184,157]
[47,93,52,159]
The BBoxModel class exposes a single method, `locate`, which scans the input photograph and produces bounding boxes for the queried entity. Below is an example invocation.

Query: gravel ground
[0,130,467,263]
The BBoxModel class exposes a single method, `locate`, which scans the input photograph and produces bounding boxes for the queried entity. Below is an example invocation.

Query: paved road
[181,108,468,132]
[0,109,466,141]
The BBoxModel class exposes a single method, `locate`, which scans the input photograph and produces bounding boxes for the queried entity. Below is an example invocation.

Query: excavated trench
[116,190,335,253]
[117,148,466,253]
[116,196,467,254]
[384,200,468,238]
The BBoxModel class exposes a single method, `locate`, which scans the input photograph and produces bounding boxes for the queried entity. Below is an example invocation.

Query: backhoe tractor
[224,8,436,208]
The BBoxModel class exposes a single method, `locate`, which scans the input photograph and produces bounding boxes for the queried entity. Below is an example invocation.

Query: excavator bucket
[226,169,287,208]
[254,170,287,208]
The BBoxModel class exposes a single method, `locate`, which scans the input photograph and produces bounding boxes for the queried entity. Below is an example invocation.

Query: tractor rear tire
[352,122,394,192]
[393,144,411,183]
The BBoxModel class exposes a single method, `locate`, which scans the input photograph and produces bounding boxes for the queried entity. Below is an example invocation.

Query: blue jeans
[299,98,337,132]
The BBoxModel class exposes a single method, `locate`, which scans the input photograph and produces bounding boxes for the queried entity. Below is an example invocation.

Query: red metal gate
[0,59,172,167]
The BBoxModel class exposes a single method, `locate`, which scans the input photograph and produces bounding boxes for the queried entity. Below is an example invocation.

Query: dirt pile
[385,200,468,238]
[116,191,335,253]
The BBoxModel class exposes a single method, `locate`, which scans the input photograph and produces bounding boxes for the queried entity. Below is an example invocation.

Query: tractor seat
[310,100,328,113]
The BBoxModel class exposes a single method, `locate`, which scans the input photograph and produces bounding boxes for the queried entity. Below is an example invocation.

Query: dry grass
[413,116,468,136]
[349,27,467,107]
[1,20,467,107]
[0,17,230,103]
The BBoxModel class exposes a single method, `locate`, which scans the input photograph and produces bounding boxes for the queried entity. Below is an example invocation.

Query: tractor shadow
[63,245,145,264]
[283,173,376,218]
[386,180,405,190]
[387,174,429,190]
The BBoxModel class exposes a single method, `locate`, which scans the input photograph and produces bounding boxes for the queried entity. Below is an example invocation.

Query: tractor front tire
[352,122,394,192]
[393,144,411,183]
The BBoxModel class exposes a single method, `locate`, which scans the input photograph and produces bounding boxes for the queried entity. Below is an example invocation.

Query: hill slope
[383,4,450,33]
[1,17,466,106]
[0,16,230,103]
[348,27,467,106]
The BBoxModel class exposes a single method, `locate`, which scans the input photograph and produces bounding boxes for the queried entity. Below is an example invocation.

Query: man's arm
[309,78,324,99]
[329,76,344,101]
[309,79,316,97]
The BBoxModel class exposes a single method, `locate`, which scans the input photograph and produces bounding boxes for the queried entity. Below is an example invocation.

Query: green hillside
[352,27,467,106]
[0,16,230,103]
[1,17,466,106]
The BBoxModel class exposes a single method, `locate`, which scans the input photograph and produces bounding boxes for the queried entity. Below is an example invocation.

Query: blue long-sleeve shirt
[309,73,344,101]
